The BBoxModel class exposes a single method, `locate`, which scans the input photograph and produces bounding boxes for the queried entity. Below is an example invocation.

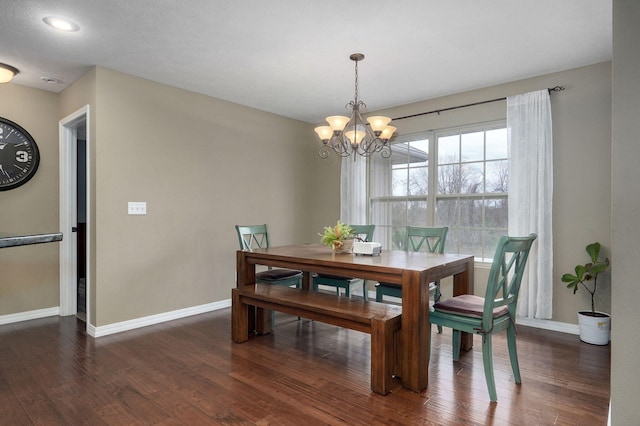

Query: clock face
[0,117,40,191]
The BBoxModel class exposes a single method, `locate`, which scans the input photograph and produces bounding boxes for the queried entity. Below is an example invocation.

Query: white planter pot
[577,311,611,345]
[333,238,354,253]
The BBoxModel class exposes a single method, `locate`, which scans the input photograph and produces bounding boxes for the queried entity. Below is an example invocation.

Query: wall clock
[0,117,40,191]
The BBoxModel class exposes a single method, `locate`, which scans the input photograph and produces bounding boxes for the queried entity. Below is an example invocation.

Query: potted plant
[561,242,611,345]
[320,221,355,253]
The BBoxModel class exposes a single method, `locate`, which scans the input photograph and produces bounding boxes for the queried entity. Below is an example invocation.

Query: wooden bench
[231,284,402,395]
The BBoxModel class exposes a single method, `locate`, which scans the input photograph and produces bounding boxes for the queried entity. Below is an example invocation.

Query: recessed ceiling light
[41,76,59,84]
[0,63,19,83]
[43,16,80,32]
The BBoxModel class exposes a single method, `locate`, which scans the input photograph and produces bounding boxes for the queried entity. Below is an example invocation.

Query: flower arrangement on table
[320,221,355,252]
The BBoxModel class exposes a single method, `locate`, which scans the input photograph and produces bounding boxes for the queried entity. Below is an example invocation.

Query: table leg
[399,269,430,392]
[236,250,256,289]
[301,271,311,291]
[236,251,273,335]
[453,256,475,351]
[231,289,248,343]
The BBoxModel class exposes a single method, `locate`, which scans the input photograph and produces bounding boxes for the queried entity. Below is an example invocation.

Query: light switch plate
[128,201,147,215]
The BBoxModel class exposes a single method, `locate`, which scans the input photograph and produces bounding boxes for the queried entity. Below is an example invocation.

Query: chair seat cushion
[433,294,508,318]
[258,268,302,281]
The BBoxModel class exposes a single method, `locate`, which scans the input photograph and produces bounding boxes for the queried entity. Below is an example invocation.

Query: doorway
[59,106,91,329]
[76,131,87,321]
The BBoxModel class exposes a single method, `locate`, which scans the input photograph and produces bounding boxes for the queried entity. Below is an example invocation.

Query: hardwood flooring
[0,309,610,425]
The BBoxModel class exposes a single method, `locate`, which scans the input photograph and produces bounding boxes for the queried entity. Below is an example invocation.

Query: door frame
[59,105,91,326]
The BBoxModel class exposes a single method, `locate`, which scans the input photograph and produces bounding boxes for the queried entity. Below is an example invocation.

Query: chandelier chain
[354,59,359,107]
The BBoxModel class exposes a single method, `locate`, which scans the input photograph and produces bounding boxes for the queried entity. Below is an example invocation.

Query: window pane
[391,226,407,250]
[461,162,483,193]
[370,200,389,228]
[459,229,483,258]
[408,200,427,226]
[438,135,459,163]
[486,160,508,193]
[376,225,393,251]
[445,227,459,253]
[408,167,428,195]
[460,199,483,227]
[482,230,504,262]
[392,167,408,196]
[461,131,484,162]
[484,197,508,228]
[408,139,429,165]
[486,128,508,160]
[438,164,460,194]
[436,199,458,226]
[391,201,407,228]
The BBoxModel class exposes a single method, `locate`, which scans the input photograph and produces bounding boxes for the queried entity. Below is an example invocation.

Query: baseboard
[0,307,60,325]
[90,299,231,338]
[1,298,580,339]
[516,316,580,335]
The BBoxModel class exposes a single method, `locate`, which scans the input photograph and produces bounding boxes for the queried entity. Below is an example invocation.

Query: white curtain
[507,90,553,319]
[340,156,367,226]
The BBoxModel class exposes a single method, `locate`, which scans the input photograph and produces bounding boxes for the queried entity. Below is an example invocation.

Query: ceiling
[1,0,612,124]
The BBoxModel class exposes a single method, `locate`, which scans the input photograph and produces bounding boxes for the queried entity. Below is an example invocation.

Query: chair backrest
[349,224,375,242]
[404,226,448,253]
[482,233,537,331]
[235,224,271,251]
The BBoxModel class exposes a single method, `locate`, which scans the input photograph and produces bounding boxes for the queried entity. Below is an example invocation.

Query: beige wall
[611,0,639,422]
[86,68,320,326]
[0,84,60,315]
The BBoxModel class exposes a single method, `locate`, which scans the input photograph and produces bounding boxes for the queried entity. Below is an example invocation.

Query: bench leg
[255,307,272,335]
[370,317,399,395]
[231,289,249,343]
[394,326,402,379]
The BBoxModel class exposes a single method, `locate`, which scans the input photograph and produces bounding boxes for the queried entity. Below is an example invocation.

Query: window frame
[367,120,508,262]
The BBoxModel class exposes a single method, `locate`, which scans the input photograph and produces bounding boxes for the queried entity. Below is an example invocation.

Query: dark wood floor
[0,308,610,425]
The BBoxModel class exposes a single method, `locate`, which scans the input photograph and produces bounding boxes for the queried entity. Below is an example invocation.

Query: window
[368,121,508,261]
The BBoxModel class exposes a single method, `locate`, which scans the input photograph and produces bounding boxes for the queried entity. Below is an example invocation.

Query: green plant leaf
[586,242,601,263]
[589,261,610,275]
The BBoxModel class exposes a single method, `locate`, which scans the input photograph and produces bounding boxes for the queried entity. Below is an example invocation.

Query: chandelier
[314,53,396,159]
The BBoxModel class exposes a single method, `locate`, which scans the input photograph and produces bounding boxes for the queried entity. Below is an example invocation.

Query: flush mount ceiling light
[0,63,19,83]
[43,16,80,32]
[314,53,396,160]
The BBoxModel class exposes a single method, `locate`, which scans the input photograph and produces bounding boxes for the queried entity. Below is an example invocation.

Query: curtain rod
[391,86,565,121]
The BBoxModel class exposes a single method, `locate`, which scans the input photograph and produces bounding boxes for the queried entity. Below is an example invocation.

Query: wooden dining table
[235,243,474,393]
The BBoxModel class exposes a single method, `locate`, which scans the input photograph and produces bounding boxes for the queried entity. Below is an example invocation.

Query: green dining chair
[235,224,303,288]
[376,226,448,333]
[236,224,303,328]
[429,233,537,402]
[312,224,375,300]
